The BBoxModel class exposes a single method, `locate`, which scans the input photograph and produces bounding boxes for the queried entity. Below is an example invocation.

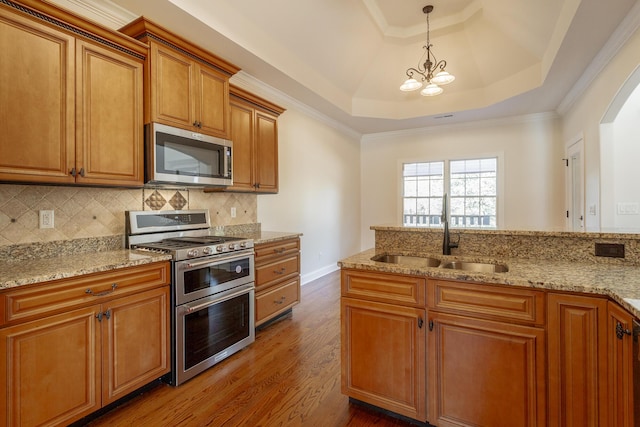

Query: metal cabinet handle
[274,296,286,305]
[616,321,632,339]
[85,283,117,297]
[418,317,424,329]
[95,309,112,322]
[273,267,286,275]
[274,248,286,254]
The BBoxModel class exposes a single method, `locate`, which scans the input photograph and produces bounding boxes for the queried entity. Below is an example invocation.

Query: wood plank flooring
[85,271,419,427]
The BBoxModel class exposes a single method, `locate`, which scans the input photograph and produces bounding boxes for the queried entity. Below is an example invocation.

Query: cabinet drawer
[0,262,170,326]
[255,254,300,289]
[255,238,300,263]
[256,277,300,325]
[341,269,426,307]
[428,279,545,326]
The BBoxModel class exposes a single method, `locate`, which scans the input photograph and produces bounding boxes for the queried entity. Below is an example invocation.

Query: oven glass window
[157,132,223,178]
[183,258,251,295]
[184,292,250,370]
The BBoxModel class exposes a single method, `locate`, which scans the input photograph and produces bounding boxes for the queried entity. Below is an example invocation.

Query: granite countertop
[0,250,172,290]
[0,230,301,291]
[339,248,640,319]
[240,231,302,245]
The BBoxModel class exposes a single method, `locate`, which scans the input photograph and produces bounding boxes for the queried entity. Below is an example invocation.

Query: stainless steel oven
[173,249,255,385]
[125,210,255,386]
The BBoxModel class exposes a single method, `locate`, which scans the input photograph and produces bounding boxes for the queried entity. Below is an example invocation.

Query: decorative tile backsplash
[0,184,257,246]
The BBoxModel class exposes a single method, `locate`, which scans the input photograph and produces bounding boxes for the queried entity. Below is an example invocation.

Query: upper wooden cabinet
[0,0,146,186]
[120,17,240,139]
[221,85,285,193]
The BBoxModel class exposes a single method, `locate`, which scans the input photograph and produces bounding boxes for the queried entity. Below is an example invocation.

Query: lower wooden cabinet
[254,237,301,327]
[340,269,639,426]
[341,296,426,421]
[427,312,546,427]
[341,269,427,421]
[0,262,170,427]
[427,279,546,427]
[547,293,608,426]
[547,293,637,427]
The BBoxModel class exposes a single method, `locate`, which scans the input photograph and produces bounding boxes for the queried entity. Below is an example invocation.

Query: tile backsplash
[0,184,257,246]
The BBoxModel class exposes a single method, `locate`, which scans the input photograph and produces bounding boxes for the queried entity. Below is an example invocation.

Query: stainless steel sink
[439,261,509,273]
[371,254,441,268]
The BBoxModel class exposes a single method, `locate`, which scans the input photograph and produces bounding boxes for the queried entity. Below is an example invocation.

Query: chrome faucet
[442,193,458,255]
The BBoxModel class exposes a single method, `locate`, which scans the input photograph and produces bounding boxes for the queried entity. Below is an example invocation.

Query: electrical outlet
[231,207,236,218]
[39,210,54,229]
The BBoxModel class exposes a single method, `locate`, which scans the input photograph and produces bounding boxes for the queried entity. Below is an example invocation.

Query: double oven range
[126,209,255,386]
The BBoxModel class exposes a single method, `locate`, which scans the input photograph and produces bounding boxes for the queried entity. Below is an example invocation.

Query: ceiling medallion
[399,5,455,97]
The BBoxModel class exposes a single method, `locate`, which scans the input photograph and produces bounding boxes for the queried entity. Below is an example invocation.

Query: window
[402,157,497,228]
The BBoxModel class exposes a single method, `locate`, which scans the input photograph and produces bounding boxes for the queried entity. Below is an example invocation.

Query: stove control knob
[203,246,213,255]
[187,249,199,258]
[228,243,237,251]
[239,242,246,248]
[216,245,224,252]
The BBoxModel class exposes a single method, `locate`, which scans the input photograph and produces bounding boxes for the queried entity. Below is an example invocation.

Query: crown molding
[230,71,362,141]
[47,0,137,29]
[361,111,559,142]
[557,0,640,115]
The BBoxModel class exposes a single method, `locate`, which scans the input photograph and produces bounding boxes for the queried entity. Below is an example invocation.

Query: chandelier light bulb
[400,78,423,91]
[431,71,455,85]
[421,83,443,96]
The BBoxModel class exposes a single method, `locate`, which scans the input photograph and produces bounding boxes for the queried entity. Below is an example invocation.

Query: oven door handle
[184,251,253,268]
[184,285,254,314]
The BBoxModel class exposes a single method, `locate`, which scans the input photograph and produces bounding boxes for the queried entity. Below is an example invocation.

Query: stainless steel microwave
[145,123,232,187]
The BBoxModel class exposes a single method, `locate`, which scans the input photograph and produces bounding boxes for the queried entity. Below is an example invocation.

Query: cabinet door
[196,64,230,138]
[547,293,608,427]
[607,301,635,427]
[341,297,426,421]
[254,110,279,193]
[228,99,255,191]
[428,312,546,427]
[0,11,75,184]
[150,42,196,129]
[0,306,100,426]
[101,287,170,405]
[76,40,144,186]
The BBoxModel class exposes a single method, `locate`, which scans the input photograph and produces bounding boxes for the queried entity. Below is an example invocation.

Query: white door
[566,139,585,231]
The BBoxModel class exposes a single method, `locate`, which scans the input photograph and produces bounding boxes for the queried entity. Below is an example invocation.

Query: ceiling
[54,0,640,134]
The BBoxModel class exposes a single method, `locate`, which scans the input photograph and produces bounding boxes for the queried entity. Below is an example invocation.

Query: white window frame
[399,154,504,229]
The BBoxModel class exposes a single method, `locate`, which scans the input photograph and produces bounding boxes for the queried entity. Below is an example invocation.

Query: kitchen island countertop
[339,248,640,319]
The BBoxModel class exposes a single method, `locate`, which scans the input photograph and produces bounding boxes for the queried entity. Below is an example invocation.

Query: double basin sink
[371,254,509,273]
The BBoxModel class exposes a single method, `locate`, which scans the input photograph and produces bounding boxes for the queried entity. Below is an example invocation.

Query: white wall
[562,24,640,231]
[359,114,566,249]
[257,108,362,284]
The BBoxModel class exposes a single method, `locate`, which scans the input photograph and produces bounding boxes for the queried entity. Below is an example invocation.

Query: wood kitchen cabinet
[341,269,427,421]
[607,301,636,427]
[547,293,609,426]
[221,85,285,193]
[427,279,546,427]
[0,262,170,427]
[255,237,300,326]
[0,0,146,186]
[120,18,240,139]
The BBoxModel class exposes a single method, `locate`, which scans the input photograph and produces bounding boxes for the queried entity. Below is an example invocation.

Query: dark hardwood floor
[84,270,420,427]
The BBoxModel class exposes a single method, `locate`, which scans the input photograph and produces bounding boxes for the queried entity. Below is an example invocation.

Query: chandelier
[399,5,455,96]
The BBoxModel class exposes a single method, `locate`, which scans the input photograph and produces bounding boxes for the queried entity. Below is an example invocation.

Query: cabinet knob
[70,167,77,177]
